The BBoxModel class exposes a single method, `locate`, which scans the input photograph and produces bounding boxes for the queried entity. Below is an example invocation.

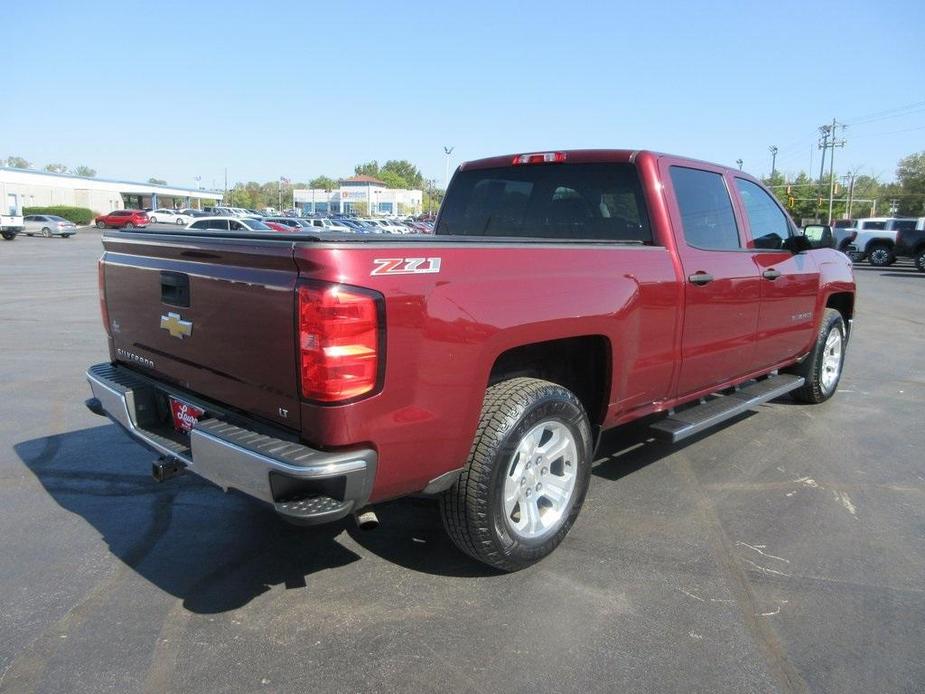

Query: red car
[262,221,291,233]
[95,209,149,230]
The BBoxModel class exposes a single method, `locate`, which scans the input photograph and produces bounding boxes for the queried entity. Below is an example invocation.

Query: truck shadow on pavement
[14,424,499,614]
[15,412,755,613]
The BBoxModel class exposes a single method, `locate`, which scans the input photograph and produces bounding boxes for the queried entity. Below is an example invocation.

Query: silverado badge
[160,312,193,339]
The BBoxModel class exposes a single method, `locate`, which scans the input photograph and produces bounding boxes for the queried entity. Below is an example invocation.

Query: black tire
[124,222,135,229]
[176,217,185,225]
[440,377,593,572]
[867,244,894,267]
[41,227,52,238]
[96,221,106,229]
[1,231,16,241]
[149,216,158,223]
[915,250,925,273]
[787,308,847,404]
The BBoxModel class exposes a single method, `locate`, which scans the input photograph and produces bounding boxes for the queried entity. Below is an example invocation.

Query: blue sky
[4,0,923,189]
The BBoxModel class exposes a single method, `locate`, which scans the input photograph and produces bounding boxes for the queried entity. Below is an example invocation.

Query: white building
[294,176,422,216]
[0,167,222,214]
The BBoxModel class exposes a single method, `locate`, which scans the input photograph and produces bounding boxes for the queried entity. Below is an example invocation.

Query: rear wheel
[867,244,894,267]
[124,222,135,229]
[1,230,16,241]
[149,216,158,223]
[440,377,593,572]
[41,227,52,238]
[788,308,847,403]
[176,217,185,225]
[915,250,925,273]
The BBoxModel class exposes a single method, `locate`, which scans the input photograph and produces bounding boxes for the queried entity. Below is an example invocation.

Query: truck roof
[457,148,748,177]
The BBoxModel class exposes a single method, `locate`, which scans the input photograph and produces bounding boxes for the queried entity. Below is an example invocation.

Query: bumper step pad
[650,374,804,443]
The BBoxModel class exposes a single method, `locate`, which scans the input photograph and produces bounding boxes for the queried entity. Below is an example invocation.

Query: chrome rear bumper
[85,363,376,524]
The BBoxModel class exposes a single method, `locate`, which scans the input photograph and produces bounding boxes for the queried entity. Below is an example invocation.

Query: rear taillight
[512,151,567,165]
[298,283,382,402]
[98,257,111,337]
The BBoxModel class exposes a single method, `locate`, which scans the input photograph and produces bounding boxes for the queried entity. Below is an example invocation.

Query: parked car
[184,216,275,232]
[148,209,191,225]
[179,208,209,218]
[303,217,350,232]
[834,217,918,266]
[262,221,291,232]
[22,214,78,237]
[265,217,313,230]
[95,209,149,229]
[86,148,854,572]
[893,219,925,272]
[1,191,24,240]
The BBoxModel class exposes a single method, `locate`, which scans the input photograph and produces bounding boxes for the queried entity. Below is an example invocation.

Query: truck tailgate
[101,234,301,429]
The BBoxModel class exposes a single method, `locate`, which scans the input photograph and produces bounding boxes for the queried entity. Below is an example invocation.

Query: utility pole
[845,171,857,220]
[224,168,228,205]
[769,146,778,178]
[818,125,831,181]
[443,146,454,190]
[825,118,846,224]
[736,158,743,170]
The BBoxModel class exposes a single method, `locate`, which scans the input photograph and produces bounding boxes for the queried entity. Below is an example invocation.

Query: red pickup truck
[85,150,855,571]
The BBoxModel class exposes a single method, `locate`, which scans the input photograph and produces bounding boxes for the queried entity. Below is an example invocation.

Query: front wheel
[787,308,847,403]
[124,222,135,229]
[440,378,593,572]
[915,250,925,273]
[149,216,157,223]
[176,217,185,225]
[96,221,106,229]
[41,227,52,238]
[1,230,16,241]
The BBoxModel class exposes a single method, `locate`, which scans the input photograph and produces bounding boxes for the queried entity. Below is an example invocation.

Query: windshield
[47,215,67,222]
[437,162,652,242]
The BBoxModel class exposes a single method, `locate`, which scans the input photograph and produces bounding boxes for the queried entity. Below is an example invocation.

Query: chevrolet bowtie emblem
[160,312,193,339]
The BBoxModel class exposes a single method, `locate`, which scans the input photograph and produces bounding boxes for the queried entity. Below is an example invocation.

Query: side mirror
[793,224,835,251]
[783,233,814,253]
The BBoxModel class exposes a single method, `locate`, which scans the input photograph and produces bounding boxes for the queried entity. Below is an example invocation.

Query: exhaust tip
[354,506,379,531]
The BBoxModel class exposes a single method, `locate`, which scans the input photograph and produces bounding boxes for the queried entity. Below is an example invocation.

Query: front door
[732,177,820,369]
[661,162,761,398]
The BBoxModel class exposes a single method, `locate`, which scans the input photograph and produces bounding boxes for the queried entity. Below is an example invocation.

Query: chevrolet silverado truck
[85,150,855,571]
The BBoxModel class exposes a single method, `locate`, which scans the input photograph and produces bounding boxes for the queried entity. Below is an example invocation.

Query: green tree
[6,156,31,169]
[378,170,409,189]
[43,163,68,174]
[73,165,96,177]
[354,161,381,179]
[380,160,424,189]
[147,177,167,185]
[310,175,337,190]
[894,152,925,215]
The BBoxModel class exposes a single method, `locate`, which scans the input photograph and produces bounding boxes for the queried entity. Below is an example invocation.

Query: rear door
[102,234,302,429]
[661,161,761,397]
[732,177,819,369]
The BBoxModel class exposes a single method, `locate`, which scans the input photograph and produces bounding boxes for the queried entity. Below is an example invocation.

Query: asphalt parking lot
[1,230,923,694]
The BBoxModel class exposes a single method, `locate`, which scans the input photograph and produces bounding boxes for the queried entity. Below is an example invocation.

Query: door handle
[688,272,714,285]
[762,269,782,280]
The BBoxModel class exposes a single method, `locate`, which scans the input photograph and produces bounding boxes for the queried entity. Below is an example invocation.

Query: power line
[842,99,925,125]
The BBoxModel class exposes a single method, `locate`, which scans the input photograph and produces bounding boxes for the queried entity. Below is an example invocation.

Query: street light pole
[443,146,454,190]
[736,158,743,170]
[769,146,778,178]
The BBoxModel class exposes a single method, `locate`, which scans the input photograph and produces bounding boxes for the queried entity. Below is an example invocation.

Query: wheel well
[826,292,854,325]
[488,336,610,426]
[865,238,893,252]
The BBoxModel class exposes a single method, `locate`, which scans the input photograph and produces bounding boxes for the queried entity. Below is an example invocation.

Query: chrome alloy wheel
[503,420,578,541]
[820,328,843,393]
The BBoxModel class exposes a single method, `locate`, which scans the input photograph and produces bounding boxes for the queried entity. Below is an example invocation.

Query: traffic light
[788,195,795,208]
[786,185,792,194]
[818,196,823,205]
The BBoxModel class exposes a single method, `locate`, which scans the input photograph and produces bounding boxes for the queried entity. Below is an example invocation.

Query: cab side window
[669,166,740,250]
[735,178,791,249]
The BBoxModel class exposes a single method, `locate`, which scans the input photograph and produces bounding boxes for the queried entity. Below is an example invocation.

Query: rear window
[862,221,886,230]
[436,163,652,243]
[891,220,916,232]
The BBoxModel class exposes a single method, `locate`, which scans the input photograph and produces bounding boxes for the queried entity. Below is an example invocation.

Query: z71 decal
[371,257,442,276]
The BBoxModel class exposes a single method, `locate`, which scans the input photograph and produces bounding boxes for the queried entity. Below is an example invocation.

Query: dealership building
[293,176,422,216]
[0,167,222,214]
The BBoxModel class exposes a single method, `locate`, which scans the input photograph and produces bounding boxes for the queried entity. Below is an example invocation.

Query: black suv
[894,224,925,272]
